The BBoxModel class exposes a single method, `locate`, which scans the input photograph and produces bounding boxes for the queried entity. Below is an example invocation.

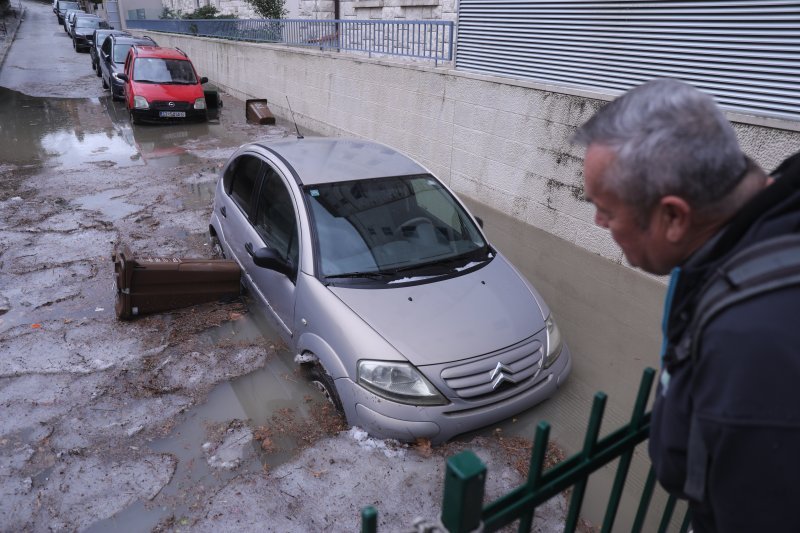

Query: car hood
[132,82,203,102]
[327,255,546,366]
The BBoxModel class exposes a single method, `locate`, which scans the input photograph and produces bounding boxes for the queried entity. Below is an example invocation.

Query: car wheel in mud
[307,363,344,415]
[210,234,225,259]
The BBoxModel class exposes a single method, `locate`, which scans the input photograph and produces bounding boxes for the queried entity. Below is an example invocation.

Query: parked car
[208,138,572,443]
[117,45,208,124]
[71,15,110,52]
[55,0,79,23]
[91,29,129,76]
[98,34,157,101]
[62,8,83,33]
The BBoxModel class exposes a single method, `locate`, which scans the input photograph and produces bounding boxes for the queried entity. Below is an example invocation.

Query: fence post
[441,450,486,532]
[361,506,377,533]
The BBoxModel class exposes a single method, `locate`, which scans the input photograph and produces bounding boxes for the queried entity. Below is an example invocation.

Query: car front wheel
[306,362,344,415]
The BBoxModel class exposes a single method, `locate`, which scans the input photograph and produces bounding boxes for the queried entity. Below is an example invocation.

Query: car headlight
[111,72,123,81]
[133,96,149,110]
[358,361,447,405]
[193,97,206,110]
[543,315,563,368]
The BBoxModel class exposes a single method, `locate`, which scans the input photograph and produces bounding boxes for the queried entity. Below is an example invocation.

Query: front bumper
[336,344,572,443]
[130,107,208,123]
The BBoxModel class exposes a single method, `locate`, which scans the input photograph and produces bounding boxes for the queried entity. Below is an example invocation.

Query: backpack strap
[690,233,800,362]
[681,232,800,502]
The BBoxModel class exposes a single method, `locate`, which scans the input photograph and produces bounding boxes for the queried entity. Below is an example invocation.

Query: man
[573,78,800,531]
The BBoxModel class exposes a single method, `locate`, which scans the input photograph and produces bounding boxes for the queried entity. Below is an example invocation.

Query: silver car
[209,138,572,443]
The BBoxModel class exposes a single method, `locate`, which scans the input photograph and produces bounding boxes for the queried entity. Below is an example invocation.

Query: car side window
[227,155,262,217]
[254,167,299,270]
[101,36,111,57]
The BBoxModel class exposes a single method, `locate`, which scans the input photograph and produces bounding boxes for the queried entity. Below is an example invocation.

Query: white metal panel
[456,0,800,121]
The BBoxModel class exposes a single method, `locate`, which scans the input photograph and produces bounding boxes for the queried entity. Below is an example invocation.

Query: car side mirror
[248,245,293,276]
[116,73,129,82]
[200,76,208,84]
[475,216,484,228]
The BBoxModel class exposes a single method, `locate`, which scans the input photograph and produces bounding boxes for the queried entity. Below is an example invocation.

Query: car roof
[253,138,428,186]
[132,46,188,60]
[112,35,155,46]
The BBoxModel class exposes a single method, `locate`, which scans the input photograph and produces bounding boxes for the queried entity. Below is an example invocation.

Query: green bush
[245,0,287,19]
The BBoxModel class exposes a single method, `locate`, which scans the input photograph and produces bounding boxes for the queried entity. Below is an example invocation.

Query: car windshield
[133,58,197,84]
[76,18,106,28]
[305,174,489,278]
[59,2,79,11]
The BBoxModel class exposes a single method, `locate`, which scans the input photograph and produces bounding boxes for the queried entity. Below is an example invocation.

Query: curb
[0,5,25,73]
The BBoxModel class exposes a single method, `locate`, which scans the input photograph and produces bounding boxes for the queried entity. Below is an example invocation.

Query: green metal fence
[361,367,691,532]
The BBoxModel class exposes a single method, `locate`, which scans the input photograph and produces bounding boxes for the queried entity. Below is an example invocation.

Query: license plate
[159,111,186,118]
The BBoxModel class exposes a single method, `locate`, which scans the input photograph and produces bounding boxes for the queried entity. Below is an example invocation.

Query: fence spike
[361,506,377,533]
[564,392,608,532]
[441,450,486,533]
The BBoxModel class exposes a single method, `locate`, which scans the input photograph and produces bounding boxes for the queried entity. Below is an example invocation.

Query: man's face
[583,144,672,275]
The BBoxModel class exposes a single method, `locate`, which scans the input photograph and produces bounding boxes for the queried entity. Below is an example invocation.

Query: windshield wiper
[388,248,492,275]
[325,270,396,280]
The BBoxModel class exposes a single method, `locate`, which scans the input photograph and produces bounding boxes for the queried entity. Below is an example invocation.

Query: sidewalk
[0,3,25,71]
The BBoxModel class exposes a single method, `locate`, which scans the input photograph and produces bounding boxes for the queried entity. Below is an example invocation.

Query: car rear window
[113,44,132,64]
[133,58,197,84]
[77,18,107,28]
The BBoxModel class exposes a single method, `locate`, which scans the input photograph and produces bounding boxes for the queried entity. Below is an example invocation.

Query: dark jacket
[649,152,800,532]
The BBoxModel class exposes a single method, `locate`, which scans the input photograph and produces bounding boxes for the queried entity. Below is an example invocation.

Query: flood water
[2,83,679,528]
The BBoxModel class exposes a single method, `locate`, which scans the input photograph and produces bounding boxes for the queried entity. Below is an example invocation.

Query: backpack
[674,233,800,500]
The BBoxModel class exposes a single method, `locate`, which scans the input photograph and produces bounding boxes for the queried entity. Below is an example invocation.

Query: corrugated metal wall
[456,1,800,122]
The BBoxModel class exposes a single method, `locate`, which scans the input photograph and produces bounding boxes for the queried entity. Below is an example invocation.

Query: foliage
[245,0,287,20]
[159,5,236,19]
[159,6,179,19]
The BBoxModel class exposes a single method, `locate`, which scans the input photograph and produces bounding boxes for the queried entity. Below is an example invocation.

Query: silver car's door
[246,162,299,338]
[218,153,264,269]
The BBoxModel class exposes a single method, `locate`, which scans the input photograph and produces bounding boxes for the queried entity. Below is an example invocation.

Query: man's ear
[657,195,692,243]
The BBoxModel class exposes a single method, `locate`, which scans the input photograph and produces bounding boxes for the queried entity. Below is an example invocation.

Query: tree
[245,0,287,19]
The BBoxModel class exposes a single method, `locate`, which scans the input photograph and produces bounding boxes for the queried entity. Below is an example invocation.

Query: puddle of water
[0,87,140,168]
[73,189,145,221]
[0,86,263,173]
[87,305,334,531]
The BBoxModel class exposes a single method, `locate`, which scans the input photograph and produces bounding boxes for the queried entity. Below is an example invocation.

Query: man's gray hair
[573,78,748,222]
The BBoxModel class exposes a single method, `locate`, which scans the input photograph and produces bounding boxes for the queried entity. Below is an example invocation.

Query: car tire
[306,362,344,415]
[210,234,225,259]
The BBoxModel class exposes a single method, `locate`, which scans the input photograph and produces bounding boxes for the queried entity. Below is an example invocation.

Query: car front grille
[151,101,191,111]
[440,336,544,401]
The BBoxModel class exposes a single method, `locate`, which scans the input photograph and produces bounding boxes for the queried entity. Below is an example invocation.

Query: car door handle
[220,206,226,218]
[245,242,254,256]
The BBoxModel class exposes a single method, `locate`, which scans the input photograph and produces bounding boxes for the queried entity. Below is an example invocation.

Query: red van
[118,46,208,124]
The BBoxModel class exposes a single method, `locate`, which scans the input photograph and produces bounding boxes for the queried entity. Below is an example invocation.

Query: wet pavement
[1,0,674,530]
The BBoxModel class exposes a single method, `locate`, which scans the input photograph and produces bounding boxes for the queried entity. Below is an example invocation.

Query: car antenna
[286,96,304,139]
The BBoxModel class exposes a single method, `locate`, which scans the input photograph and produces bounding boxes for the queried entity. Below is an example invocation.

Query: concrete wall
[138,32,800,267]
